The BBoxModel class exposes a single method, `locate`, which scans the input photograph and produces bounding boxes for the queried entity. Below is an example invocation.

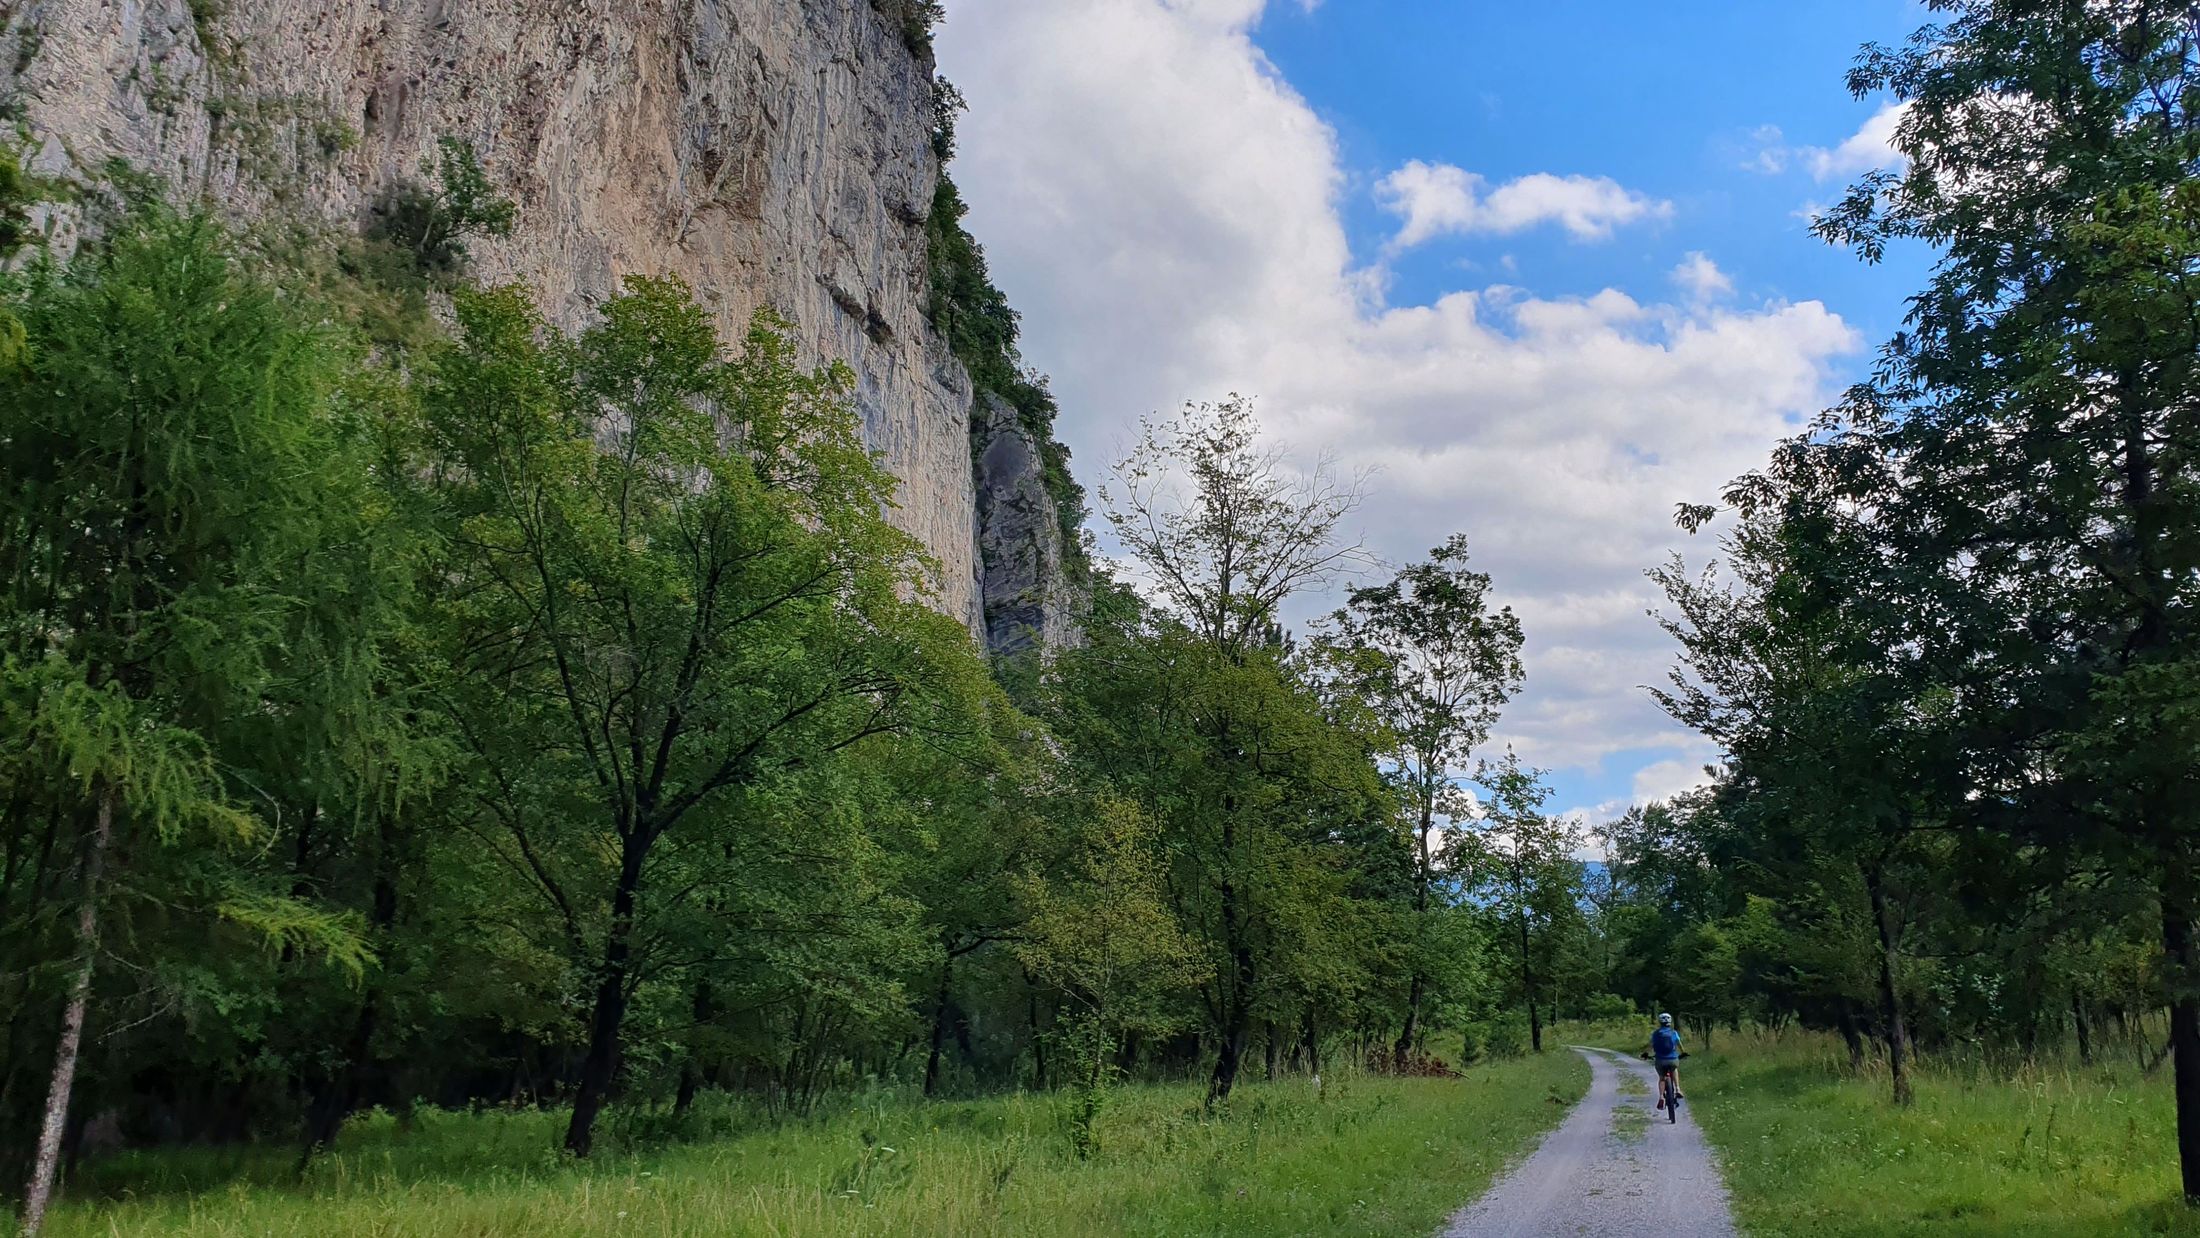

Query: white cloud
[936,0,1859,789]
[1742,103,1911,183]
[1805,101,1910,179]
[1630,752,1720,805]
[1376,160,1671,247]
[1671,252,1734,300]
[1741,124,1789,174]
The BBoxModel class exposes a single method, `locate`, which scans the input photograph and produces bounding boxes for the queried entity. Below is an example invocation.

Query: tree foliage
[0,161,1570,1229]
[1651,0,2200,1199]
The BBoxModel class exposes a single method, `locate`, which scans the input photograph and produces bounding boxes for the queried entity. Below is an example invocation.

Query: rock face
[973,394,1080,656]
[0,0,1065,642]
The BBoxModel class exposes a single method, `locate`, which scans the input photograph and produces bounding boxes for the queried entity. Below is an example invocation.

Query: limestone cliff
[973,393,1081,655]
[1,0,1078,649]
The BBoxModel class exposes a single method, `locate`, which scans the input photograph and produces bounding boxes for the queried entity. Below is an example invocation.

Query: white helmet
[1658,1012,1674,1026]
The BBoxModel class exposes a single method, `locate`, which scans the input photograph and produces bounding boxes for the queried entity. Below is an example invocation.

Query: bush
[1583,993,1635,1022]
[871,0,944,55]
[1460,1019,1531,1064]
[369,137,514,278]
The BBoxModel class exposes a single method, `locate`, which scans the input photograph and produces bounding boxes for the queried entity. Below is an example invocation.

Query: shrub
[369,136,515,278]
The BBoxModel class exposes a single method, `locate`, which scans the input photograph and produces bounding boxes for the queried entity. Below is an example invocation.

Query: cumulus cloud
[1376,160,1671,247]
[1671,252,1734,300]
[1805,100,1910,179]
[1751,101,1909,181]
[1630,751,1721,805]
[936,0,1858,803]
[1749,102,1911,182]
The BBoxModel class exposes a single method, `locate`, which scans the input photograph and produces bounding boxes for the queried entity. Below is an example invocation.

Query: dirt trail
[1440,1045,1737,1237]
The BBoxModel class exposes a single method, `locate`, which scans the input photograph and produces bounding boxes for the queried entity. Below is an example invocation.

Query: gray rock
[2,0,997,635]
[973,393,1081,656]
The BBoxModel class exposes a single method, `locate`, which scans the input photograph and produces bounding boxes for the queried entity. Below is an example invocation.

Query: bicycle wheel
[1664,1075,1677,1123]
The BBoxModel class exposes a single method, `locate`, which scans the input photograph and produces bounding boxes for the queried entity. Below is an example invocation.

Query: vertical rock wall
[973,394,1081,656]
[2,0,1010,635]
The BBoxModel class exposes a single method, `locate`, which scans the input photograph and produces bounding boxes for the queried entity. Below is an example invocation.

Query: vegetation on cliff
[922,82,1088,581]
[872,0,946,57]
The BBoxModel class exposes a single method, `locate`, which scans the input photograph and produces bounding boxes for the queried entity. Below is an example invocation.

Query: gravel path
[1439,1045,1738,1237]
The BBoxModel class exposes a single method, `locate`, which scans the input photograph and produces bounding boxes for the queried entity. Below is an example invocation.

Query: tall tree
[1321,536,1523,1068]
[1455,751,1578,1054]
[0,213,373,1234]
[1810,0,2200,1177]
[1655,485,1964,1105]
[1090,397,1384,1103]
[424,280,981,1155]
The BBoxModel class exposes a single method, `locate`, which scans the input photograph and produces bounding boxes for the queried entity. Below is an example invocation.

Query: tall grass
[44,1052,1588,1236]
[1669,1026,2200,1236]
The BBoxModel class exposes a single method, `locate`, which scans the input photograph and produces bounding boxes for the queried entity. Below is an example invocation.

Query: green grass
[1669,1027,2200,1237]
[1546,1017,1654,1056]
[45,1052,1587,1237]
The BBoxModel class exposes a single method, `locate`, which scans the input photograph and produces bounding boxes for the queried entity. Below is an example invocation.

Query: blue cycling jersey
[1651,1026,1682,1062]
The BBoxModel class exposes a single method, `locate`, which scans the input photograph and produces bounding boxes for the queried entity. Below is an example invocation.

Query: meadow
[41,1051,1584,1237]
[1576,1021,2200,1237]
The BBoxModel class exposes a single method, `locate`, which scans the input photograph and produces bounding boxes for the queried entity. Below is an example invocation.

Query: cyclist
[1651,1013,1684,1109]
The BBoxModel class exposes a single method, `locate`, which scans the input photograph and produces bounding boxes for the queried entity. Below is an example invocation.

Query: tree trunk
[674,979,713,1119]
[564,835,645,1157]
[1395,794,1434,1072]
[20,784,114,1238]
[1393,974,1425,1072]
[299,814,403,1170]
[924,958,953,1098]
[1838,1001,1867,1072]
[1518,898,1541,1054]
[1026,976,1047,1091]
[1512,851,1542,1054]
[1868,867,1913,1107]
[1205,937,1256,1103]
[2164,895,2200,1204]
[1206,1009,1250,1104]
[2072,994,2093,1067]
[1207,806,1255,1105]
[300,989,381,1172]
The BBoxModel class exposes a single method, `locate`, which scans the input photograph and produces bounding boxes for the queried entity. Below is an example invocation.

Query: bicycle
[1639,1049,1688,1124]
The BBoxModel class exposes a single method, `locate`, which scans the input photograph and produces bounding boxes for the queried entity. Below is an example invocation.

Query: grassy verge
[46,1052,1587,1237]
[1672,1028,2200,1237]
[1545,1018,1655,1055]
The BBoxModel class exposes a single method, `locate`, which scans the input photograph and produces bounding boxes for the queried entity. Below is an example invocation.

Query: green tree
[1321,535,1523,1068]
[1671,920,1741,1051]
[1454,751,1579,1054]
[0,213,375,1234]
[1767,3,2200,1166]
[1074,398,1389,1102]
[1654,491,1961,1105]
[423,280,984,1155]
[1016,798,1205,1155]
[373,137,517,278]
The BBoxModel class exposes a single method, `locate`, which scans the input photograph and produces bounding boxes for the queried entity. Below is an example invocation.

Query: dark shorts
[1654,1060,1679,1076]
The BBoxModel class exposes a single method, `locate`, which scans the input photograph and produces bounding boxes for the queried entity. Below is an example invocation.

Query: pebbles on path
[1440,1045,1738,1238]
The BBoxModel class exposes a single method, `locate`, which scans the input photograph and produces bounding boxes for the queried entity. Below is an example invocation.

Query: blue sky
[1256,0,1931,339]
[939,0,1938,834]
